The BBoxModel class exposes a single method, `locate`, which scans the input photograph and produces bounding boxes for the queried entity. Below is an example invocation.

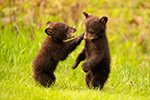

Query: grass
[0,20,150,100]
[1,0,150,99]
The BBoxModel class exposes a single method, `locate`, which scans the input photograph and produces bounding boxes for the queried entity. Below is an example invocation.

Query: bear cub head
[45,21,76,42]
[83,12,108,40]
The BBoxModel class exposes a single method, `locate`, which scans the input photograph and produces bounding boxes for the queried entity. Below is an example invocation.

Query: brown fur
[72,12,110,89]
[33,21,84,87]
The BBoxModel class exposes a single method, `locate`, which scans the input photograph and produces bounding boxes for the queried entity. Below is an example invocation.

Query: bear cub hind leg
[85,70,93,88]
[34,72,55,87]
[90,70,109,89]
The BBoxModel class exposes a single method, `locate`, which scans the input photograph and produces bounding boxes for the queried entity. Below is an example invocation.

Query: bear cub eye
[89,30,95,34]
[65,27,68,32]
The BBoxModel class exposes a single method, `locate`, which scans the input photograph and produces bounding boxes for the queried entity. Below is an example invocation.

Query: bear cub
[33,21,84,87]
[72,12,110,89]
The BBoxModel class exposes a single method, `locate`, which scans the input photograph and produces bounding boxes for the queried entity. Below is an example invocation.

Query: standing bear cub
[72,12,110,89]
[33,21,84,87]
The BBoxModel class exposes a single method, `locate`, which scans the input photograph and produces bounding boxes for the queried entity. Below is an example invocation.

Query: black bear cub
[72,12,110,89]
[33,21,84,87]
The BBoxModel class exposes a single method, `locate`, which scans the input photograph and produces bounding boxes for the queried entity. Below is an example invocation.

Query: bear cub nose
[73,27,76,31]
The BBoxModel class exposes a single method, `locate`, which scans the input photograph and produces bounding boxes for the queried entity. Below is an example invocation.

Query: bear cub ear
[46,21,53,28]
[45,28,52,36]
[83,12,90,18]
[99,16,108,24]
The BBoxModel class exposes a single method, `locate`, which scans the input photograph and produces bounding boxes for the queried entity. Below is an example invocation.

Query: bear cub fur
[72,12,110,89]
[33,21,84,87]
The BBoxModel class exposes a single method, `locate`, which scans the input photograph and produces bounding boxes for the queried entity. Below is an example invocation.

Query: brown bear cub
[72,12,110,89]
[33,21,84,87]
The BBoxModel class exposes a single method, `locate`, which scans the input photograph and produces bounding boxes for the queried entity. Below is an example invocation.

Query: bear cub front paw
[82,62,91,72]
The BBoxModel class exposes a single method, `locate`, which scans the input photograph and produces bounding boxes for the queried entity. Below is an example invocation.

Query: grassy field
[1,0,150,100]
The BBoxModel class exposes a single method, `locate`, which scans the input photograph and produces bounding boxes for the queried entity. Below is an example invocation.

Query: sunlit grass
[1,0,150,98]
[0,20,150,100]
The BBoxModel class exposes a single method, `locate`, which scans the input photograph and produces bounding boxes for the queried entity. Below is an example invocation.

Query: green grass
[0,20,150,100]
[1,0,150,99]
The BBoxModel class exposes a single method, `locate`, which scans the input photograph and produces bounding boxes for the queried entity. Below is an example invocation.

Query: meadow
[0,0,150,100]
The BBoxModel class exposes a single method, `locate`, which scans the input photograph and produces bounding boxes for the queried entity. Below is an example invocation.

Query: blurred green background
[1,0,150,53]
[0,0,150,99]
